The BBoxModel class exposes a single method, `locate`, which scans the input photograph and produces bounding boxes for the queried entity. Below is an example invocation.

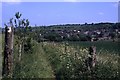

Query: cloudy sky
[1,0,119,27]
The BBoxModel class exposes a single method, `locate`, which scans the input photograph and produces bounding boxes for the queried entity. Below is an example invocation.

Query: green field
[68,41,120,54]
[12,40,119,79]
[1,35,119,79]
[42,41,119,78]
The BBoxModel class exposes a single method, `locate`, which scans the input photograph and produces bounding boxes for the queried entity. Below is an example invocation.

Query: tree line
[24,22,120,42]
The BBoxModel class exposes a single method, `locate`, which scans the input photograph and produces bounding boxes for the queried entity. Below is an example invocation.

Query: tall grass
[42,41,119,79]
[69,41,120,54]
[1,38,119,79]
[13,41,55,78]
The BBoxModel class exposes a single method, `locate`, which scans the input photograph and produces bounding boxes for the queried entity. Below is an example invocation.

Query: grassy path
[13,41,55,78]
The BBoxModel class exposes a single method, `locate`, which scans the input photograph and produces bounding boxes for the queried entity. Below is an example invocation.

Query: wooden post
[18,44,22,61]
[2,26,14,78]
[86,46,96,71]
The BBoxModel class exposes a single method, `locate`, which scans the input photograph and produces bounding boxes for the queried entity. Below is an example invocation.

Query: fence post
[2,26,14,78]
[86,46,96,71]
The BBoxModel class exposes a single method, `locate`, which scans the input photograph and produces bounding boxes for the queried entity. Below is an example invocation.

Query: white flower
[67,66,69,69]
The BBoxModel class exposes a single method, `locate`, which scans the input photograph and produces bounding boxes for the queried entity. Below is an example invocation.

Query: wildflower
[117,72,119,74]
[78,57,81,59]
[67,66,69,69]
[72,68,74,71]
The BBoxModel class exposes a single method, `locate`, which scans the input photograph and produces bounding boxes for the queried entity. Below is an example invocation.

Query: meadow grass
[42,41,119,79]
[1,37,119,79]
[13,41,55,78]
[69,41,120,54]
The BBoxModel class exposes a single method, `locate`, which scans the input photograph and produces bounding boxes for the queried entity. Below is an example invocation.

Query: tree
[109,32,116,42]
[2,12,31,78]
[14,12,30,61]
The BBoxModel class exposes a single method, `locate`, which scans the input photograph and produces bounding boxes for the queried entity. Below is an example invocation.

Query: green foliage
[24,38,34,53]
[41,42,119,79]
[15,12,22,19]
[109,32,116,39]
[28,23,120,42]
[13,41,55,78]
[10,37,120,79]
[44,32,62,41]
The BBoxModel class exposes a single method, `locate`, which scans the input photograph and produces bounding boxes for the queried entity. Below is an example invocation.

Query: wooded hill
[1,22,120,42]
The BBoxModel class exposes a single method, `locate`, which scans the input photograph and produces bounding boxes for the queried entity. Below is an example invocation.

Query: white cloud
[98,12,104,15]
[113,3,118,7]
[1,0,21,5]
[63,0,120,2]
[63,0,78,2]
[1,0,21,2]
[1,0,120,2]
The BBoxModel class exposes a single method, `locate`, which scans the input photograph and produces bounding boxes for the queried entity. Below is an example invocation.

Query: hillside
[1,22,120,79]
[1,31,119,79]
[20,23,120,42]
[2,22,120,42]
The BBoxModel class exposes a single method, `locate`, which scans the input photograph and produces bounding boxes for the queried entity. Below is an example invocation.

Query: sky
[1,0,119,27]
[0,0,120,2]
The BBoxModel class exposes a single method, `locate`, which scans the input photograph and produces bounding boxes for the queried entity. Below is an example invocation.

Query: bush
[24,37,34,53]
